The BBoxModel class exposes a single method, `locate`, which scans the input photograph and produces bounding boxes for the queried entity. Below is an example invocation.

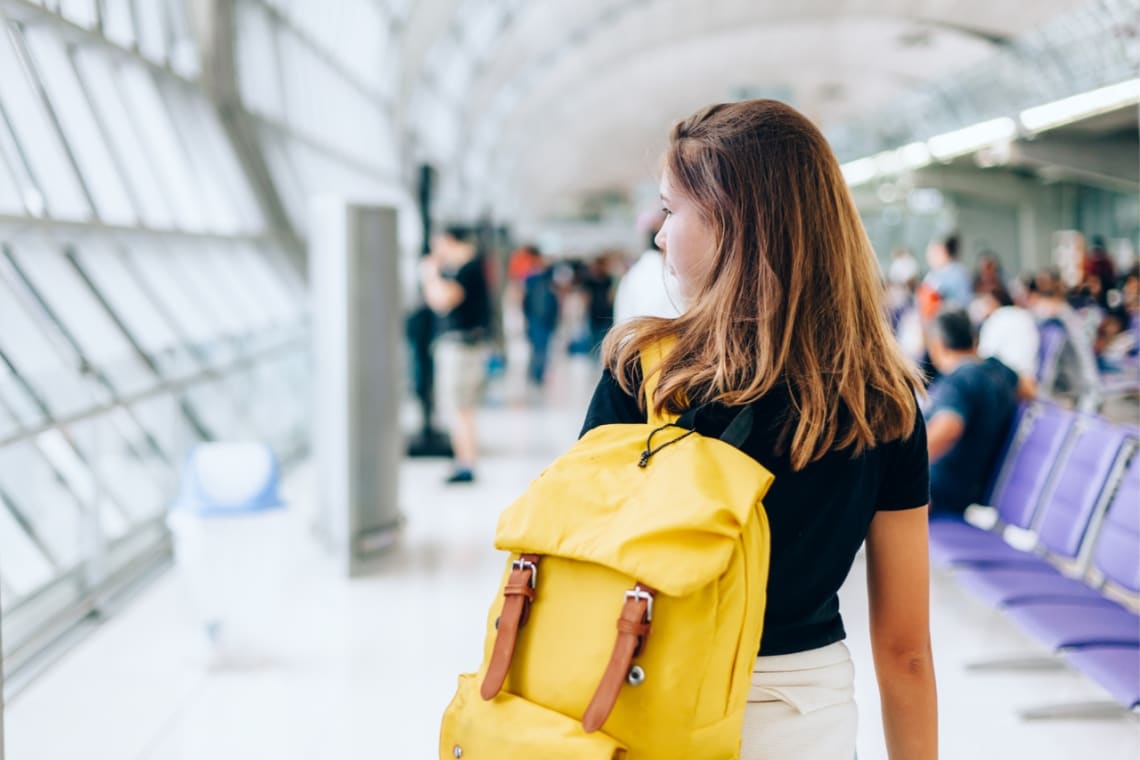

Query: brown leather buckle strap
[480,554,540,700]
[582,583,656,733]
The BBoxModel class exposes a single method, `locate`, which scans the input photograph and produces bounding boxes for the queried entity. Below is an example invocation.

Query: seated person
[974,285,1039,385]
[923,309,1023,517]
[1094,307,1136,372]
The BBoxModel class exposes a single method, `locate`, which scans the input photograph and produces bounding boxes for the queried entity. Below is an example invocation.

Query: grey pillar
[311,201,404,576]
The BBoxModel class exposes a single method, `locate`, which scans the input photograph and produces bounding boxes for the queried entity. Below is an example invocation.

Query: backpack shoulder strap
[639,337,678,426]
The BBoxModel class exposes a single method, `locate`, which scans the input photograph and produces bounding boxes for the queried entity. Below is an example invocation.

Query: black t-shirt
[580,370,929,656]
[924,357,1019,515]
[444,257,490,335]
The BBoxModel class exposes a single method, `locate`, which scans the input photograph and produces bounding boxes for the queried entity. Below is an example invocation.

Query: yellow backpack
[439,343,774,759]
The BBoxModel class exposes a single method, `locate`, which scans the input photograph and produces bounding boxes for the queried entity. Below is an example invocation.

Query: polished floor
[5,349,1139,759]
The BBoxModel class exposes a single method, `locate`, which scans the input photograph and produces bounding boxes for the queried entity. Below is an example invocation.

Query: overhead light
[1020,78,1140,132]
[899,142,931,169]
[873,149,904,175]
[927,117,1017,161]
[840,158,876,186]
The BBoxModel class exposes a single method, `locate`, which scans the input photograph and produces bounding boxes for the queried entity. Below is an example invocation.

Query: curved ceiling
[401,0,1094,224]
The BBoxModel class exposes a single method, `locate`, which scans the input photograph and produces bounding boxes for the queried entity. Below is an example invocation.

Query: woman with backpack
[581,100,938,759]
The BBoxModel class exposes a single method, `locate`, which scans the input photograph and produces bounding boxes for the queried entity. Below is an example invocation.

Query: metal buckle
[624,586,654,622]
[512,558,538,589]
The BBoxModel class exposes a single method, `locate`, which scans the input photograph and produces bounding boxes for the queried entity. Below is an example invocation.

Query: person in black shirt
[582,257,615,354]
[521,251,560,386]
[583,100,936,759]
[421,226,490,484]
[923,308,1021,516]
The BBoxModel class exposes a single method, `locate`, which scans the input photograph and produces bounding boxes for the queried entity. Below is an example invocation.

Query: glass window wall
[0,0,325,685]
[0,259,106,418]
[22,27,138,226]
[70,242,199,381]
[75,49,175,229]
[8,241,156,397]
[0,21,90,219]
[0,491,56,606]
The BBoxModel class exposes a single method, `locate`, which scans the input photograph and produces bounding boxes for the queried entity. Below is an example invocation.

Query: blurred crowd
[408,219,1138,484]
[888,233,1139,413]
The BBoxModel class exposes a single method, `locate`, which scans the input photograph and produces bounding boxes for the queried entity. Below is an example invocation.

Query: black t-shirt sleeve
[877,407,930,511]
[580,369,643,437]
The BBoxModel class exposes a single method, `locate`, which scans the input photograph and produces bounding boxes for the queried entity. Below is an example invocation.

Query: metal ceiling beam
[193,0,303,271]
[1010,135,1140,192]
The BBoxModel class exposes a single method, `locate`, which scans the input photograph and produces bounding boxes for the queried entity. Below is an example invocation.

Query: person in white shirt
[973,286,1040,383]
[613,210,683,324]
[887,246,919,289]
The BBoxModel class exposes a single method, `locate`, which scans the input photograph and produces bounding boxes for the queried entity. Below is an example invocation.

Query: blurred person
[1027,269,1100,402]
[582,100,935,760]
[1070,271,1107,312]
[972,252,1004,295]
[421,226,490,484]
[1121,266,1140,323]
[886,247,919,336]
[921,234,971,310]
[405,302,451,457]
[507,244,543,284]
[1094,308,1136,372]
[582,256,615,354]
[562,259,594,356]
[521,249,560,385]
[503,244,542,314]
[924,309,1022,517]
[973,286,1039,389]
[1119,267,1140,366]
[1083,235,1116,302]
[613,209,682,324]
[887,245,920,290]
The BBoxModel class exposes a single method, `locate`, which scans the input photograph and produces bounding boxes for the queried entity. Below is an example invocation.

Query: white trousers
[740,641,858,760]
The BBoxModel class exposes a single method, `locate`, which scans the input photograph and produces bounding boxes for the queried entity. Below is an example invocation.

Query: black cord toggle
[638,423,696,468]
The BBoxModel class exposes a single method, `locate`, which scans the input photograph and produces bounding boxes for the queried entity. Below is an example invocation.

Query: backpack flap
[494,422,773,597]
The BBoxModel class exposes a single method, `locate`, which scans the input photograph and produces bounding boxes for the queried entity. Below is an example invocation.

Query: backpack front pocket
[440,674,628,759]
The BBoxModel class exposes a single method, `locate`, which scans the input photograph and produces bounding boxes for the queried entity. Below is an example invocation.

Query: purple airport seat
[929,403,1075,567]
[1091,453,1140,595]
[959,451,1139,609]
[952,450,1129,603]
[939,417,1126,576]
[969,451,1140,652]
[1033,419,1132,559]
[1062,646,1140,708]
[952,566,1107,608]
[1005,601,1139,649]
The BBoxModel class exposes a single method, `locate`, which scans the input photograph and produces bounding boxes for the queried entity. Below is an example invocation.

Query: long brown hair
[604,99,921,471]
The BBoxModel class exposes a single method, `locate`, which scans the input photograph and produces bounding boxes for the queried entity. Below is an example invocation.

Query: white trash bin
[167,442,285,664]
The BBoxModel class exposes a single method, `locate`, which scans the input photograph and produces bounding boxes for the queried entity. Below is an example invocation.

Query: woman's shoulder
[580,368,643,436]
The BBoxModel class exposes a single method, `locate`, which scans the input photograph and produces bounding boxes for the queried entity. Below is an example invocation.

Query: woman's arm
[866,506,938,760]
[420,257,465,314]
[925,411,963,464]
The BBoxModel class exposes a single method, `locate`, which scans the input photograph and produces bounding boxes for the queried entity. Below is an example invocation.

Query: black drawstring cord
[638,423,696,468]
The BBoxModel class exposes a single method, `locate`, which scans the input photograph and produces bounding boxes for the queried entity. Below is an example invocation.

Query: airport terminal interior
[0,0,1138,758]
